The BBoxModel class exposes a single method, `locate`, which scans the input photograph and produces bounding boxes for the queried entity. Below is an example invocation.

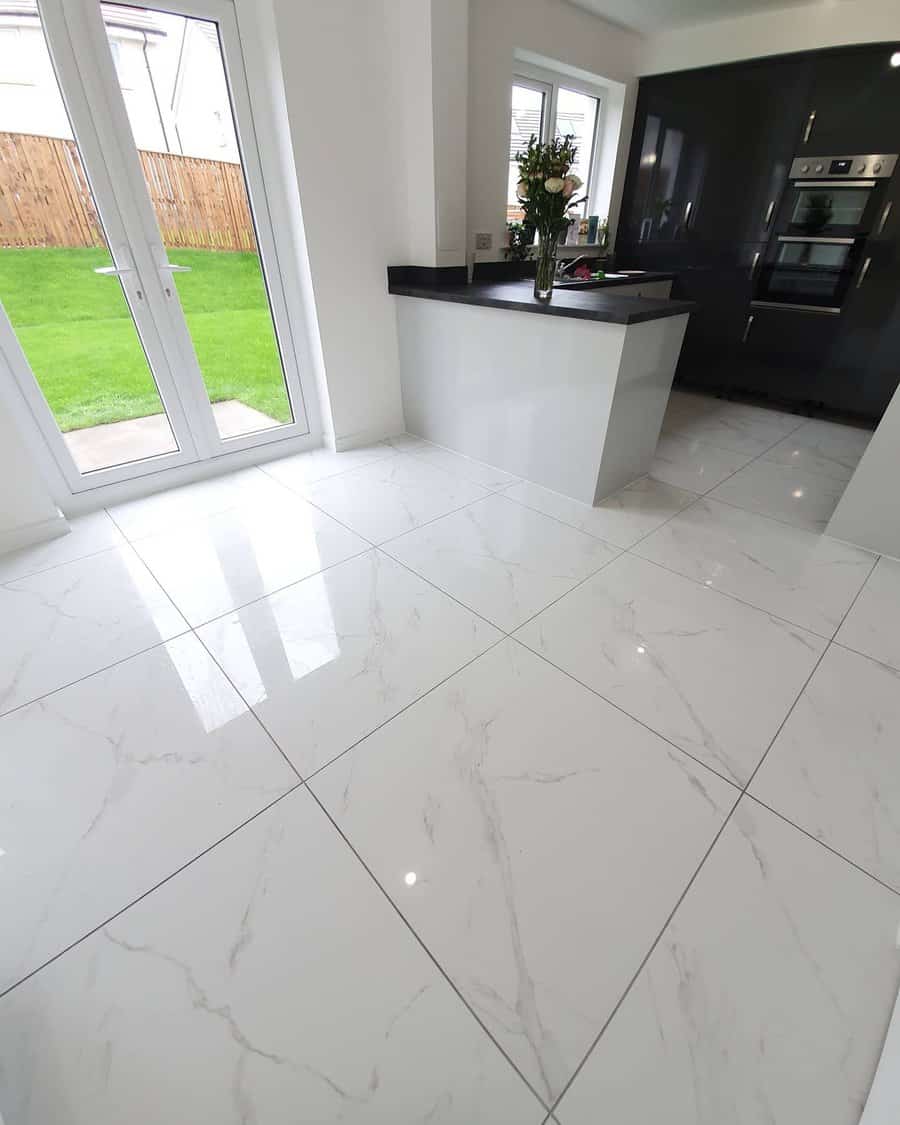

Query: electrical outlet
[475,232,492,250]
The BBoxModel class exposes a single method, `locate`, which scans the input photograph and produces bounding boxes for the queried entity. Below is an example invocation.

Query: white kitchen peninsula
[390,279,692,505]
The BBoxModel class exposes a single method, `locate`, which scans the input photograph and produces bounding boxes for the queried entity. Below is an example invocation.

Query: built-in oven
[752,153,897,314]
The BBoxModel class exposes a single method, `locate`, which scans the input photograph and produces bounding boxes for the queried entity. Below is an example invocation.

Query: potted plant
[514,135,586,301]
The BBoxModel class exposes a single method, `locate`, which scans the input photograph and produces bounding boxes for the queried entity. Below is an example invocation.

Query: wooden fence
[0,132,257,252]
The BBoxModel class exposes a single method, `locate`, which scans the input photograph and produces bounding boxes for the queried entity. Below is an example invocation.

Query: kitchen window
[506,73,601,223]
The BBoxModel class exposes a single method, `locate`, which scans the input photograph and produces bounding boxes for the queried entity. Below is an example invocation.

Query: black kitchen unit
[616,42,900,423]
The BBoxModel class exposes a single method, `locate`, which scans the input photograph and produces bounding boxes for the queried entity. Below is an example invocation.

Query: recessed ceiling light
[404,871,417,887]
[792,488,804,498]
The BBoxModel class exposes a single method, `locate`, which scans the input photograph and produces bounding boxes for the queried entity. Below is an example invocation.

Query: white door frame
[0,0,320,503]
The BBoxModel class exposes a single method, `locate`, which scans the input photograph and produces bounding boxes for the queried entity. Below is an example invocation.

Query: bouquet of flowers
[514,134,586,299]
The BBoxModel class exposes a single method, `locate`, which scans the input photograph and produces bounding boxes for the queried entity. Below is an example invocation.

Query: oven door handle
[777,235,856,245]
[790,179,876,189]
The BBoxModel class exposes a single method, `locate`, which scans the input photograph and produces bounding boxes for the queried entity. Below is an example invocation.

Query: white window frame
[511,61,606,218]
[0,0,323,511]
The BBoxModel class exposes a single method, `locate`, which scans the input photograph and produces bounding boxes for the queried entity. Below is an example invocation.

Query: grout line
[623,547,845,644]
[192,628,303,784]
[377,547,514,636]
[136,542,373,632]
[739,549,880,796]
[508,633,744,792]
[305,784,553,1112]
[831,636,900,677]
[272,632,509,789]
[0,529,128,587]
[0,780,305,1002]
[743,793,900,899]
[546,786,745,1117]
[0,627,192,722]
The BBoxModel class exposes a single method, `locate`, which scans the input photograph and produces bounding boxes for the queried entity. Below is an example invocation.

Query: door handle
[764,200,776,229]
[94,264,143,300]
[749,251,761,279]
[802,110,816,144]
[856,256,872,289]
[741,314,754,343]
[877,201,893,235]
[159,263,192,273]
[683,200,693,230]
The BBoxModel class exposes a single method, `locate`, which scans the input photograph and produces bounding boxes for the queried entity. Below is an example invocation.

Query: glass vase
[533,231,557,302]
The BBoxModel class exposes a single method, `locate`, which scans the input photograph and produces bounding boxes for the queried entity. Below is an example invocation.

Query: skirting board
[0,509,69,557]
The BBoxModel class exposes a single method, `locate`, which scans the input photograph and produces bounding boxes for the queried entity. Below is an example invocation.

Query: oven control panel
[790,154,898,179]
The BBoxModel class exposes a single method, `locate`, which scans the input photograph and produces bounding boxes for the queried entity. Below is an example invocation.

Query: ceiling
[566,0,831,35]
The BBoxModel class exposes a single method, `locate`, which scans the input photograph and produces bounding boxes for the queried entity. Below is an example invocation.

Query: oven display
[829,158,853,175]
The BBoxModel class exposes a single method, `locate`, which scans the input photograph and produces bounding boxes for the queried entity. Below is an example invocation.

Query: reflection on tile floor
[1,395,896,1125]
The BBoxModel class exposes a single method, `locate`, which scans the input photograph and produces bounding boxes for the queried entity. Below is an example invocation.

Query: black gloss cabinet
[616,42,900,422]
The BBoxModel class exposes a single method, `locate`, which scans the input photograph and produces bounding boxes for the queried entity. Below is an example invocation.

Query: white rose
[544,177,565,194]
[516,179,529,198]
[562,175,582,198]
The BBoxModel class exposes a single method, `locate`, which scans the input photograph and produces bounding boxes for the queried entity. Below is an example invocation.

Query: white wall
[0,401,62,551]
[431,0,469,267]
[270,0,405,448]
[828,382,900,558]
[467,0,643,262]
[639,0,900,74]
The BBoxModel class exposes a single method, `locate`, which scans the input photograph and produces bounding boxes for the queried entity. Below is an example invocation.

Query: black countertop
[388,278,692,326]
[553,270,675,290]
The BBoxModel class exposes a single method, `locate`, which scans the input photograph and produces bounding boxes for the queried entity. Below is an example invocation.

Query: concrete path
[64,400,282,473]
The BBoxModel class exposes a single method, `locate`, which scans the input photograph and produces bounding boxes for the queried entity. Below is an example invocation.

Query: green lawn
[0,247,291,431]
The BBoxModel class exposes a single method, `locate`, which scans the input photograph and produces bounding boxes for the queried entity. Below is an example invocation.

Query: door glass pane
[100,3,293,442]
[790,187,872,231]
[554,88,599,217]
[0,7,177,474]
[507,83,545,222]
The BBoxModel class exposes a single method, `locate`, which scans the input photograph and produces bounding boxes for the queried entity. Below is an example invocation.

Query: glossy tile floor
[2,392,898,1124]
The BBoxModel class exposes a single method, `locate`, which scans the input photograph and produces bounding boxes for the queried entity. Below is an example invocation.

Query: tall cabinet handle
[749,251,761,279]
[742,314,755,343]
[683,200,694,230]
[878,201,893,235]
[764,200,776,228]
[856,257,872,289]
[802,110,817,144]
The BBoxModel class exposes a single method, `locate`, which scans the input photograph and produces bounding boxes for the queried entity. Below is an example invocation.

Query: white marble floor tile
[384,494,618,632]
[761,418,872,481]
[0,787,543,1125]
[661,390,720,430]
[0,510,124,584]
[131,491,368,626]
[304,454,489,544]
[635,497,874,636]
[555,799,900,1125]
[108,466,286,540]
[665,401,803,457]
[197,550,500,778]
[0,545,187,716]
[259,441,395,491]
[708,460,847,531]
[751,644,900,892]
[515,554,825,785]
[836,556,900,671]
[0,635,295,992]
[650,433,754,493]
[312,640,736,1103]
[504,476,697,550]
[388,435,521,491]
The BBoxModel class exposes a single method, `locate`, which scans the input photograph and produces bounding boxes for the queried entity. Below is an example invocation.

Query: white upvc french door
[0,0,310,495]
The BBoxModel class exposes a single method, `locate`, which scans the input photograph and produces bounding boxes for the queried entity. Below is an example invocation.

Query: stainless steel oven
[752,153,897,314]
